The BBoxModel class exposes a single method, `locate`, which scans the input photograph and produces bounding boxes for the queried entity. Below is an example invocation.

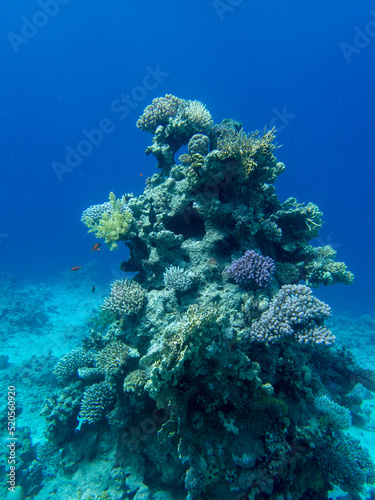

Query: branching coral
[95,340,139,376]
[136,94,182,133]
[102,279,146,316]
[123,369,148,396]
[79,381,115,424]
[163,265,193,292]
[81,192,133,250]
[53,348,96,383]
[304,245,354,287]
[227,250,275,287]
[217,127,279,179]
[316,433,375,493]
[314,394,352,429]
[249,284,335,345]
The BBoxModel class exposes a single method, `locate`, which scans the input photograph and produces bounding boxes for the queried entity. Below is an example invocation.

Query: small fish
[91,286,96,293]
[91,243,101,252]
[71,266,82,272]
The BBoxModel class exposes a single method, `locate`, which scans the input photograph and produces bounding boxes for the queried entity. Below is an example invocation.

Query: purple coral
[227,250,275,287]
[249,284,335,345]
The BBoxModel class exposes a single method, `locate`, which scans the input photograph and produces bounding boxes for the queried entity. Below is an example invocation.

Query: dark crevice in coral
[164,210,205,240]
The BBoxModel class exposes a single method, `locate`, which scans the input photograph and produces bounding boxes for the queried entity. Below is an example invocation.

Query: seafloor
[0,272,374,500]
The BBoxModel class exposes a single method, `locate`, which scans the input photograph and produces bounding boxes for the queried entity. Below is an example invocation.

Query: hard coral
[136,94,182,133]
[163,265,193,292]
[217,127,279,179]
[316,433,375,493]
[304,245,354,287]
[95,340,139,376]
[79,381,115,424]
[53,348,96,383]
[314,394,352,430]
[249,284,335,345]
[102,279,146,316]
[188,133,210,156]
[227,250,275,288]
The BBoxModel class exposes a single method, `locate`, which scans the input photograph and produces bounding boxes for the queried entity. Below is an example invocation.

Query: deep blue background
[1,0,374,316]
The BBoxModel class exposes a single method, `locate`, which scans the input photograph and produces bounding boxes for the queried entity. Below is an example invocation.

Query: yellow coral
[86,192,133,250]
[218,127,278,177]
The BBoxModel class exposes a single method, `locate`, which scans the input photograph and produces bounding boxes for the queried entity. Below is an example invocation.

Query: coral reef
[102,279,146,316]
[44,96,374,500]
[53,348,96,383]
[163,265,193,291]
[315,433,375,493]
[314,394,352,429]
[227,249,275,287]
[79,381,115,424]
[137,94,214,170]
[248,284,335,345]
[81,192,133,250]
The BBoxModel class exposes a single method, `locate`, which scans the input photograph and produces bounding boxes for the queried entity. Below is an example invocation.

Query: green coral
[83,192,133,250]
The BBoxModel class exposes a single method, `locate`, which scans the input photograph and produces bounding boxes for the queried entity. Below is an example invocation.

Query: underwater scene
[1,2,375,500]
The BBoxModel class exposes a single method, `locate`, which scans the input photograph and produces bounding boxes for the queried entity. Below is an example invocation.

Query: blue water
[1,0,375,316]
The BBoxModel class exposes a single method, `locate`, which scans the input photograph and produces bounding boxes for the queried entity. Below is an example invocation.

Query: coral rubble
[44,96,375,500]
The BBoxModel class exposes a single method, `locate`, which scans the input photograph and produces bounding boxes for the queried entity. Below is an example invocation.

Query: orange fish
[91,243,101,252]
[71,266,82,272]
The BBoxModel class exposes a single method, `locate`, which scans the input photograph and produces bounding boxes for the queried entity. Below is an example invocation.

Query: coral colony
[41,95,374,499]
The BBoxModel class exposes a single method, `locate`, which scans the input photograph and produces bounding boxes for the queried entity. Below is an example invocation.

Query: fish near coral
[91,243,101,252]
[71,266,82,271]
